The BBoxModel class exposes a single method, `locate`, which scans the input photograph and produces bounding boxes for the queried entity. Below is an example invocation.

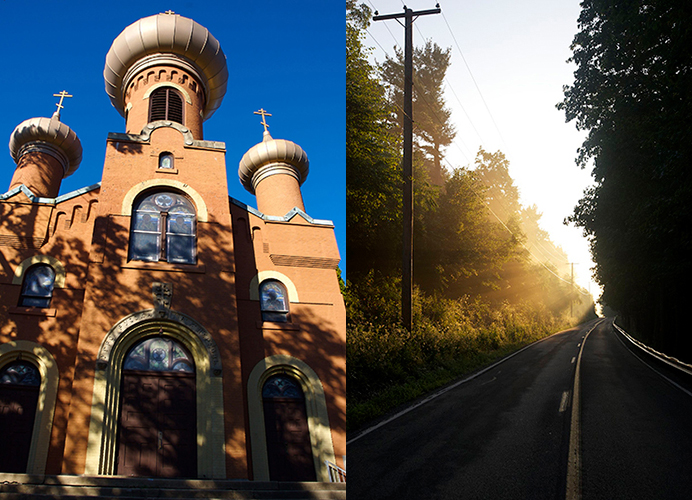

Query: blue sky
[0,1,345,275]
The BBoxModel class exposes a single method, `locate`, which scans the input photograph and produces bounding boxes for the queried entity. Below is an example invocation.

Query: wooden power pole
[373,5,440,332]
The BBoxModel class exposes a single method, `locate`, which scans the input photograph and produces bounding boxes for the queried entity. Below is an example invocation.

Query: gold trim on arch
[12,255,66,288]
[85,310,225,479]
[120,180,209,221]
[247,355,336,482]
[0,341,59,475]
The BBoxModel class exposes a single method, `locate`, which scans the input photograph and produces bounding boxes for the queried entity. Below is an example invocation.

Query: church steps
[0,474,346,500]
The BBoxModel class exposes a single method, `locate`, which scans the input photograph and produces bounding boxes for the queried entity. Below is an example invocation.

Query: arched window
[262,374,316,481]
[123,337,194,373]
[19,264,56,308]
[159,152,174,170]
[129,191,196,264]
[260,280,289,322]
[149,87,184,124]
[0,361,41,472]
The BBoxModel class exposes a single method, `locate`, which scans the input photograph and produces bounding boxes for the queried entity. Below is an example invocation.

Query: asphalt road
[347,319,692,499]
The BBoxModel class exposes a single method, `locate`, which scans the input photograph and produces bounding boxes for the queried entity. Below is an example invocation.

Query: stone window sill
[9,307,57,317]
[121,260,206,274]
[257,321,300,331]
[156,168,179,174]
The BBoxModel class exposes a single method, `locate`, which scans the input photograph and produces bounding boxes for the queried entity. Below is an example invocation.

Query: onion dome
[104,12,228,121]
[238,131,310,194]
[9,115,83,177]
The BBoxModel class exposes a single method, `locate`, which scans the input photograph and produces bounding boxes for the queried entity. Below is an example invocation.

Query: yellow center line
[566,318,607,500]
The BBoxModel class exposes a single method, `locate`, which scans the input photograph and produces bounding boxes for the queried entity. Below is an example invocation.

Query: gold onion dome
[104,12,228,121]
[238,131,310,194]
[9,115,83,177]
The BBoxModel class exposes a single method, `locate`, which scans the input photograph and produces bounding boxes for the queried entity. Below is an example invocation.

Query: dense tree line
[559,0,692,359]
[347,1,594,423]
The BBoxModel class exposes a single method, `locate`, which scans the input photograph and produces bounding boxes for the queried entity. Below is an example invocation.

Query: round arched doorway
[116,336,197,477]
[262,374,317,481]
[0,361,41,472]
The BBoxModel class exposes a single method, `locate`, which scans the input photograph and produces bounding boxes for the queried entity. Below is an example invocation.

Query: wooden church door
[0,361,41,473]
[116,337,197,478]
[262,375,317,481]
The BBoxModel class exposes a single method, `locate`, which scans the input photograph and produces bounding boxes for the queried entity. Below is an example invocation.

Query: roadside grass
[347,337,561,432]
[347,294,578,432]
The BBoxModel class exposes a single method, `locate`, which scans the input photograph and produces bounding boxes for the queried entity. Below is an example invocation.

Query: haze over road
[348,319,692,499]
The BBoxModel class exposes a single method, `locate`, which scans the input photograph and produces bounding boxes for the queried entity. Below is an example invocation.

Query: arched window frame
[158,152,175,170]
[129,191,197,265]
[18,264,56,308]
[123,336,195,373]
[259,280,290,323]
[261,373,316,481]
[247,355,337,482]
[85,312,226,479]
[148,87,184,125]
[0,341,59,475]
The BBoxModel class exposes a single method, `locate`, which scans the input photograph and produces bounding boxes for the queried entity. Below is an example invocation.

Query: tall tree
[381,40,456,185]
[347,0,402,277]
[473,148,521,222]
[559,0,692,357]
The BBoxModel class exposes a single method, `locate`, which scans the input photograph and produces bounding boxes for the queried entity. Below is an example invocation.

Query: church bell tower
[104,11,228,140]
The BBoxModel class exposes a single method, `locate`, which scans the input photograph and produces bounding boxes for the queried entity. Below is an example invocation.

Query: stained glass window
[260,280,289,322]
[19,264,56,308]
[123,337,194,373]
[0,361,40,386]
[130,192,196,264]
[262,375,304,399]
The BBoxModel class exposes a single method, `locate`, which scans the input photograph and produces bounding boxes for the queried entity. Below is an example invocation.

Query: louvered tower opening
[149,87,184,124]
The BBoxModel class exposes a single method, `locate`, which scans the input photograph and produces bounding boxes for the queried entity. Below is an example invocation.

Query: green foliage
[346,277,577,430]
[473,148,520,219]
[381,39,456,185]
[559,0,692,356]
[415,165,520,295]
[347,1,403,276]
[345,1,598,429]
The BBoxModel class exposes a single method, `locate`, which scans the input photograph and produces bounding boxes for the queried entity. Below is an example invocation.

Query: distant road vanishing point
[348,318,692,499]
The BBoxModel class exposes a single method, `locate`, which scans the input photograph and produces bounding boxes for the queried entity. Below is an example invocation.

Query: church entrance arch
[85,310,226,479]
[117,337,197,477]
[0,361,41,473]
[262,374,316,481]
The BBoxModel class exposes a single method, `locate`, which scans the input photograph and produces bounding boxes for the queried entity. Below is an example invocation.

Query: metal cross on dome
[53,90,72,112]
[254,108,272,133]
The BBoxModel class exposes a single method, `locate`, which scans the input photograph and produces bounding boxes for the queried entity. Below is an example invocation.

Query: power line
[439,9,511,153]
[364,6,590,296]
[441,156,590,295]
[368,9,485,164]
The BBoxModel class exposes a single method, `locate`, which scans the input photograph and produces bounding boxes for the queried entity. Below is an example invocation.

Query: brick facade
[0,12,345,482]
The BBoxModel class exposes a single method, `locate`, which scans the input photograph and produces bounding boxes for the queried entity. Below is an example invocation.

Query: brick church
[0,12,345,483]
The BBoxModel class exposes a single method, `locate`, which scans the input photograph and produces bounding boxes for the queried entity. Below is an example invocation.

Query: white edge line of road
[612,322,692,399]
[347,320,601,446]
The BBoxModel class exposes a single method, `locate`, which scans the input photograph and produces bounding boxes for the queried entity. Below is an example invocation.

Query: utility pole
[569,262,578,317]
[373,5,440,332]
